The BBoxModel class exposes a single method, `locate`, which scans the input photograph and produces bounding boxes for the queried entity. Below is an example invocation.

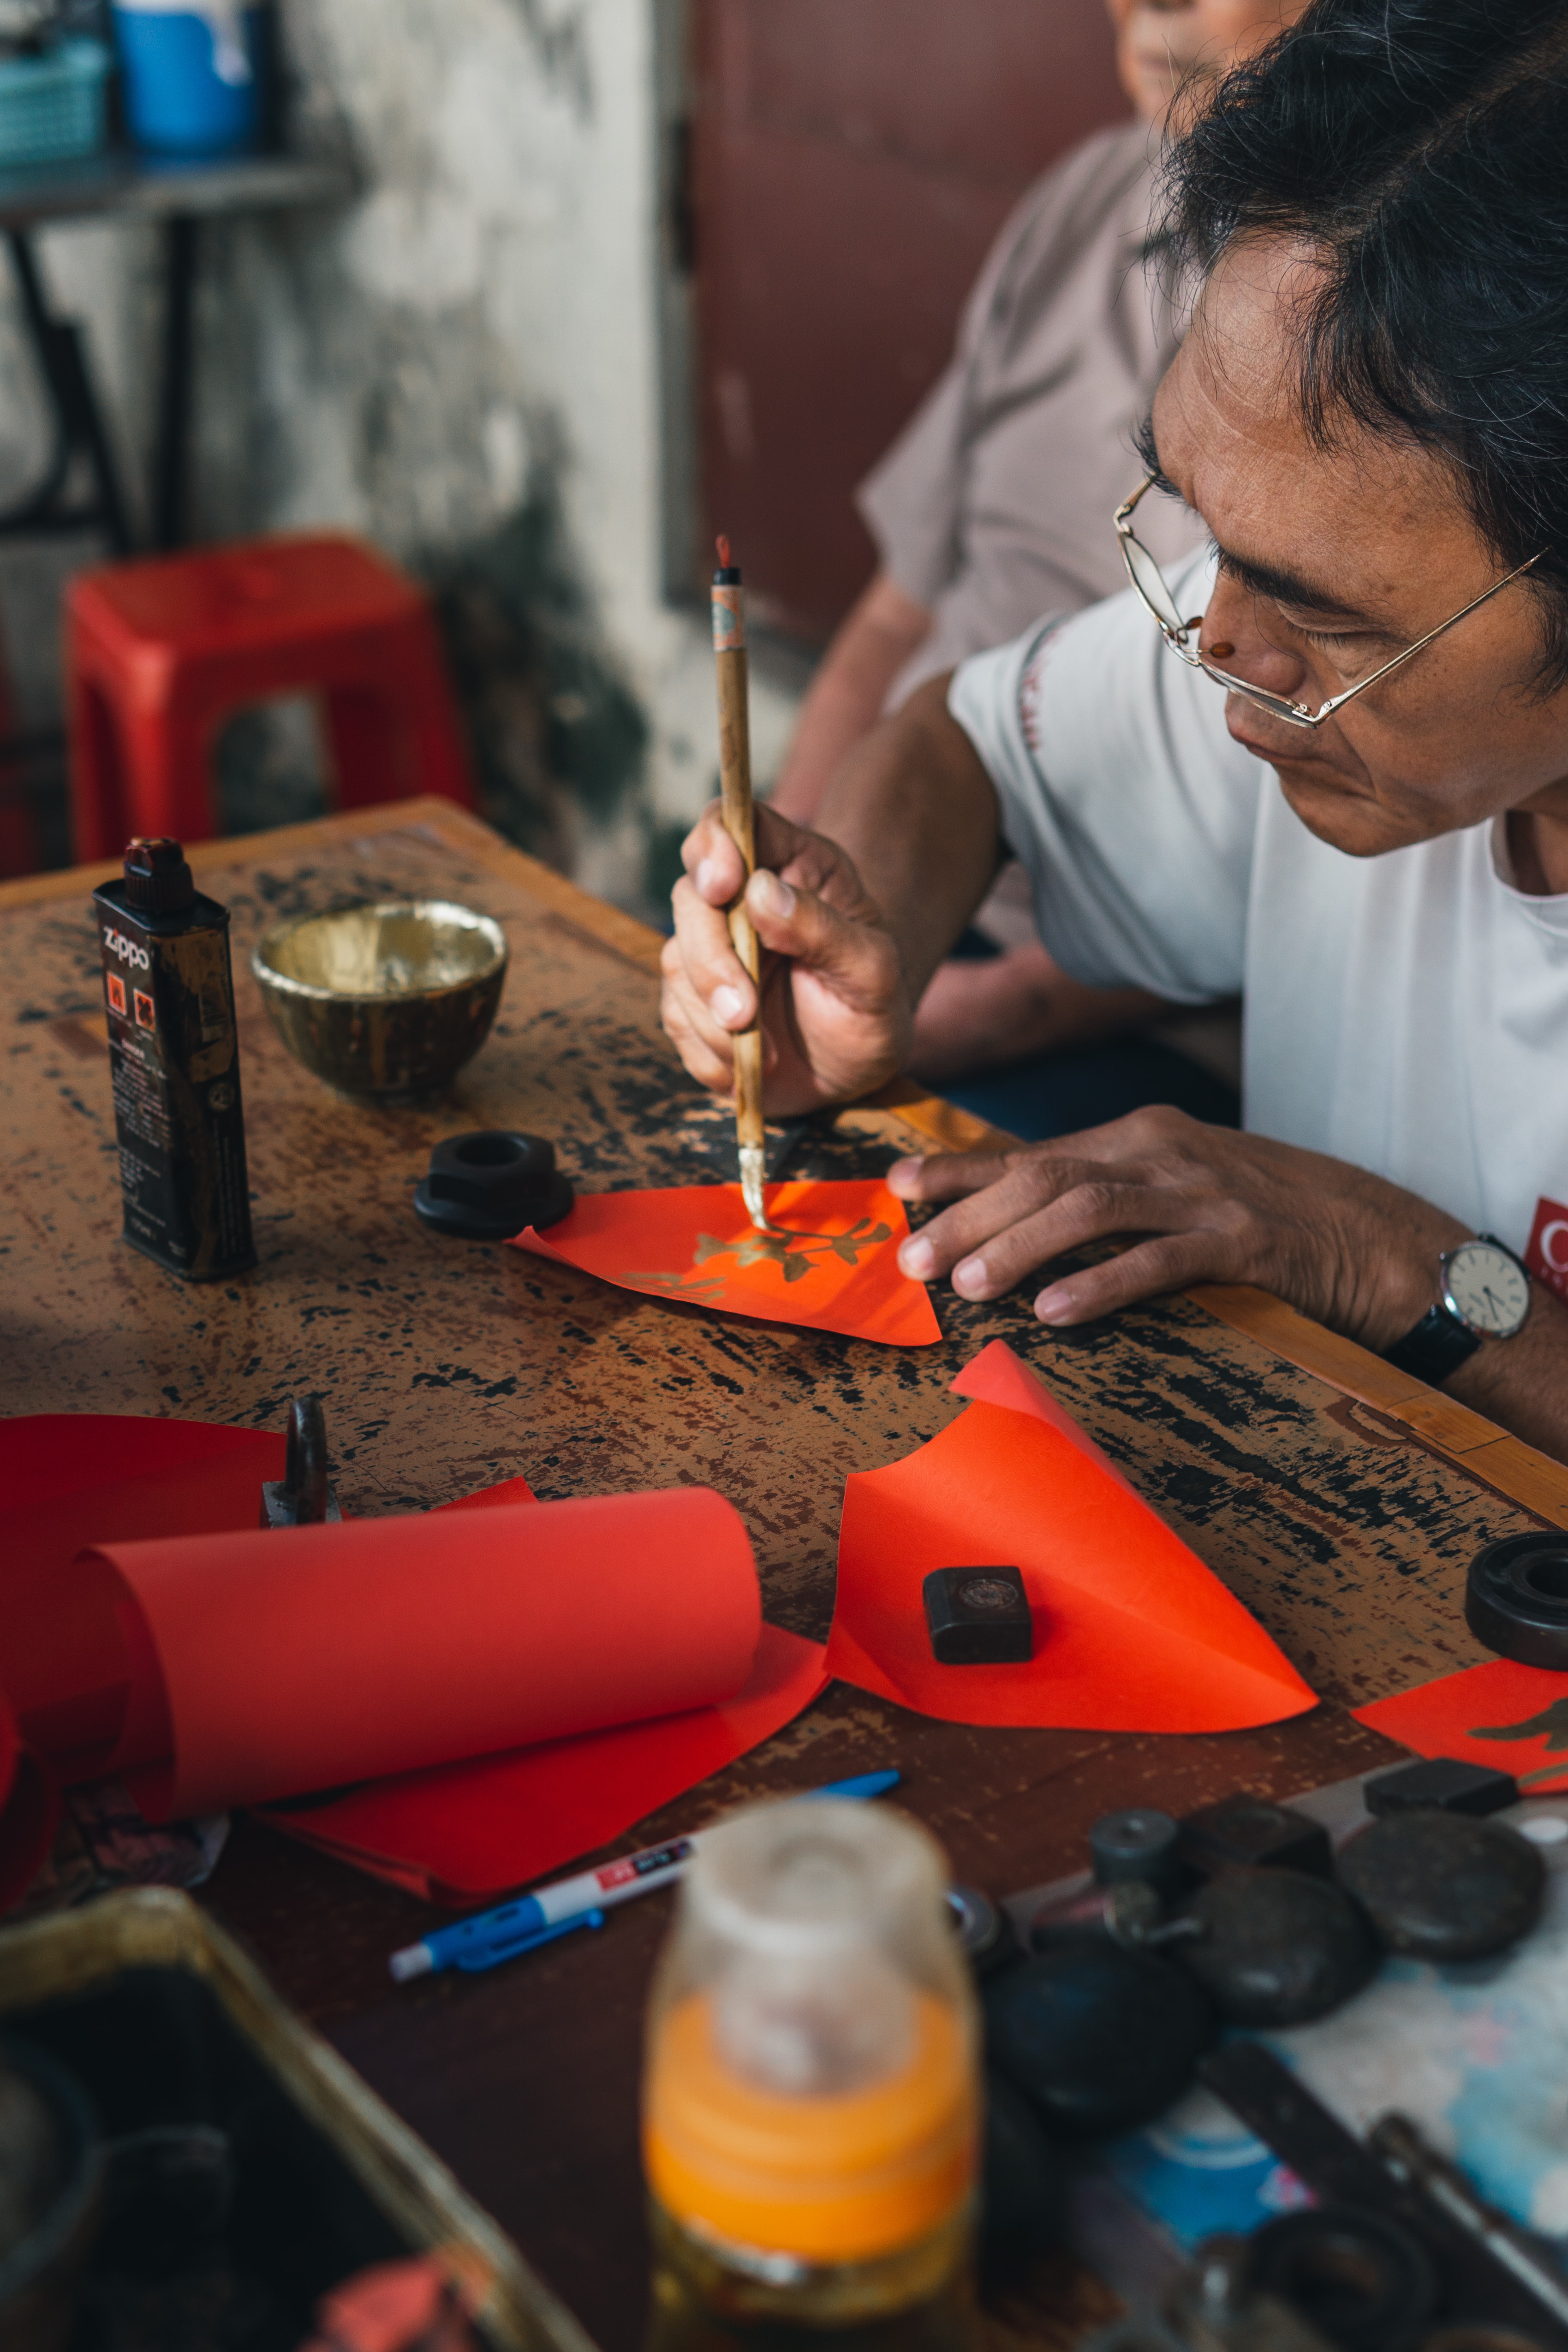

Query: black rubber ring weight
[1466,1532,1568,1667]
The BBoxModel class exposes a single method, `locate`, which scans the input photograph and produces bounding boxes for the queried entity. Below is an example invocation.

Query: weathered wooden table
[6,800,1567,2351]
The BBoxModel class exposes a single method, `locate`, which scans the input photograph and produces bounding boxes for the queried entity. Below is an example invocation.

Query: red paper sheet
[23,1490,763,1818]
[0,1414,830,1904]
[0,1414,284,1606]
[265,1622,829,1902]
[264,1474,828,1900]
[513,1179,942,1346]
[0,1411,280,1904]
[824,1340,1316,1733]
[1356,1660,1568,1793]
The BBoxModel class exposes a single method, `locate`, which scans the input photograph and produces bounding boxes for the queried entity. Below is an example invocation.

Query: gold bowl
[252,899,509,1104]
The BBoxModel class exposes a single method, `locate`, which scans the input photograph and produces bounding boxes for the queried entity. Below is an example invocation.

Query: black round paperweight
[1336,1810,1544,1962]
[986,1931,1214,2138]
[1176,1867,1377,2026]
[413,1131,574,1241]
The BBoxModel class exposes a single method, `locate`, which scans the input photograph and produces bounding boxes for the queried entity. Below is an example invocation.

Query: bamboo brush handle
[713,572,764,1154]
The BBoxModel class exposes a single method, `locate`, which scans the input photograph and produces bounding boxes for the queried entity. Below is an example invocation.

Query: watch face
[1443,1242,1531,1338]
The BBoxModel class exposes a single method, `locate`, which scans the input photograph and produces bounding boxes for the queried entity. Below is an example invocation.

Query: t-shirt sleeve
[856,163,1081,610]
[856,362,969,611]
[947,553,1260,1003]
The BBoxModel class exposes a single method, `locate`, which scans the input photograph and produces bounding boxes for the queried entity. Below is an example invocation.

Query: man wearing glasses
[661,0,1568,1462]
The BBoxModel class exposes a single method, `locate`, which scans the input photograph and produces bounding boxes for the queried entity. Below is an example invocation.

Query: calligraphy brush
[711,536,768,1229]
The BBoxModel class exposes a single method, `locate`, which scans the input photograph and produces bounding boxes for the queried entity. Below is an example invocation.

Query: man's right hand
[660,802,912,1115]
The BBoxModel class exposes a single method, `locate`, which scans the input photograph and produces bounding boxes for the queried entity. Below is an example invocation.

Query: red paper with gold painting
[511,1178,942,1346]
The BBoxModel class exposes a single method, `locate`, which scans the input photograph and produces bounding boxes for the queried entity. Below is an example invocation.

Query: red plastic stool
[66,534,475,861]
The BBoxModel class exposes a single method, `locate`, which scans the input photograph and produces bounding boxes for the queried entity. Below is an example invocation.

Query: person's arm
[769,572,933,824]
[885,1115,1568,1464]
[908,941,1169,1083]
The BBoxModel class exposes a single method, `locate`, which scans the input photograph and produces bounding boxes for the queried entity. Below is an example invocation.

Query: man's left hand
[889,1107,1467,1349]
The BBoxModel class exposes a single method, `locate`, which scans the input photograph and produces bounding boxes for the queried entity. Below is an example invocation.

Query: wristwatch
[1384,1233,1532,1385]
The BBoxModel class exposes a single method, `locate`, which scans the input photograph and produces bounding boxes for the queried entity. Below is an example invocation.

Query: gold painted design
[625,1216,894,1299]
[1472,1698,1568,1751]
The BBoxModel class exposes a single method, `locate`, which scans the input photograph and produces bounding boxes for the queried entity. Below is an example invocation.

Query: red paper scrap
[434,1475,537,1514]
[949,1341,1137,1494]
[266,1621,830,1903]
[824,1340,1316,1733]
[513,1179,942,1347]
[1356,1659,1568,1792]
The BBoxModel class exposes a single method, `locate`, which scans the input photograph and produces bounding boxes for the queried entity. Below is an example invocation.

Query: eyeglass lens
[1121,518,1319,724]
[1121,531,1189,633]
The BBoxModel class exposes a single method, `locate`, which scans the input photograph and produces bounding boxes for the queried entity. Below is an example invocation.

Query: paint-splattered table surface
[6,800,1568,2352]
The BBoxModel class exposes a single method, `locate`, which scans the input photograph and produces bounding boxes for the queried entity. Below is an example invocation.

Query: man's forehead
[1158,237,1413,522]
[1149,236,1500,626]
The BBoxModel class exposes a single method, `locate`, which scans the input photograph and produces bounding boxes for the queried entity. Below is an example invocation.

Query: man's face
[1108,0,1307,125]
[1148,235,1568,856]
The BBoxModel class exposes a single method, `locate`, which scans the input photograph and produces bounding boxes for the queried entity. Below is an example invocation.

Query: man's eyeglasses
[1113,473,1542,730]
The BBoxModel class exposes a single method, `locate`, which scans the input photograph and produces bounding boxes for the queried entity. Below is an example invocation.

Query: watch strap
[1384,1303,1484,1386]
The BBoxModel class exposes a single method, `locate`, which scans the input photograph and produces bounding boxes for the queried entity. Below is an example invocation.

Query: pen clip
[451,1905,605,1972]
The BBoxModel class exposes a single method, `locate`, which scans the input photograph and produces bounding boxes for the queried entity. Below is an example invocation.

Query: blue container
[0,40,111,170]
[111,2,265,156]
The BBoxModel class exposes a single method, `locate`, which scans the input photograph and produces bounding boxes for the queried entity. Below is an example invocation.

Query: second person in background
[770,0,1306,1135]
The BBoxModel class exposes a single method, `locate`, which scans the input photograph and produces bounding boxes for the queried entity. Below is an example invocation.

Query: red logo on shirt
[1526,1197,1568,1303]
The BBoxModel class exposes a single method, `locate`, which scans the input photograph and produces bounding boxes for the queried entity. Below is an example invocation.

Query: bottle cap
[123,837,195,913]
[643,1799,977,2265]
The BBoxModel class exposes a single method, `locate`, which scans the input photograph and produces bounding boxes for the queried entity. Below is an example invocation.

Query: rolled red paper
[18,1490,760,1821]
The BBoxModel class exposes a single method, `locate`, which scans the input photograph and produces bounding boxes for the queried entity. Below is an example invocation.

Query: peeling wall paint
[0,0,807,911]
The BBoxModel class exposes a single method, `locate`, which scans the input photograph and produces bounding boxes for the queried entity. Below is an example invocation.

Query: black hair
[1162,0,1568,686]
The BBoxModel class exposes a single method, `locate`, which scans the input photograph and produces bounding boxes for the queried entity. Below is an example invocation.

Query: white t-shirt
[948,550,1568,1273]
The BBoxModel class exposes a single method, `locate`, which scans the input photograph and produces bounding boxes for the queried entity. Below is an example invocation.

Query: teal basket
[0,39,112,170]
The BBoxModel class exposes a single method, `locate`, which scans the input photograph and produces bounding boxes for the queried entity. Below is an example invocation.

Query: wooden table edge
[14,793,1566,1526]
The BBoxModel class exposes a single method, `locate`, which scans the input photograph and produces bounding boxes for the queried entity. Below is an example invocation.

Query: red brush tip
[716,535,731,568]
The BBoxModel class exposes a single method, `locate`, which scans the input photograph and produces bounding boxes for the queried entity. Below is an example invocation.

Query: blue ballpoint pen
[447,1906,605,1973]
[389,1769,900,1982]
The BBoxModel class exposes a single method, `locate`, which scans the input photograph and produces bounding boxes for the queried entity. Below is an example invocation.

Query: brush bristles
[739,1144,768,1230]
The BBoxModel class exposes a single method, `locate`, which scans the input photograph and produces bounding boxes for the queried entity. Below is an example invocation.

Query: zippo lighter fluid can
[93,837,256,1281]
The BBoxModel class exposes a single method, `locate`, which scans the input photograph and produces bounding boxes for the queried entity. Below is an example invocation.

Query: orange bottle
[642,1798,978,2352]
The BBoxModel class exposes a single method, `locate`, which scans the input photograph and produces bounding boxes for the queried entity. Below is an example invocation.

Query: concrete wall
[0,0,809,908]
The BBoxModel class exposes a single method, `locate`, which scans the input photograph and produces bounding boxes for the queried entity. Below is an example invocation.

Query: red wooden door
[689,0,1133,643]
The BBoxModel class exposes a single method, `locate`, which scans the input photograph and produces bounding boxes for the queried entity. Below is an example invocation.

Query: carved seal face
[957,1577,1018,1614]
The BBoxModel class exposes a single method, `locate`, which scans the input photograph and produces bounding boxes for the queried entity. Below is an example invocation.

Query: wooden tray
[0,1887,592,2352]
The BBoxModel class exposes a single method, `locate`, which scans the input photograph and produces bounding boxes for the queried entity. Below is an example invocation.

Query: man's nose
[1200,573,1308,695]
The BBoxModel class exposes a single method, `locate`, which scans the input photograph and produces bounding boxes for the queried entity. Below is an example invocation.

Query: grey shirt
[858,120,1202,709]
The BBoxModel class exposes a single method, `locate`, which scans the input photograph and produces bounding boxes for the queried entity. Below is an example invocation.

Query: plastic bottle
[642,1797,978,2352]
